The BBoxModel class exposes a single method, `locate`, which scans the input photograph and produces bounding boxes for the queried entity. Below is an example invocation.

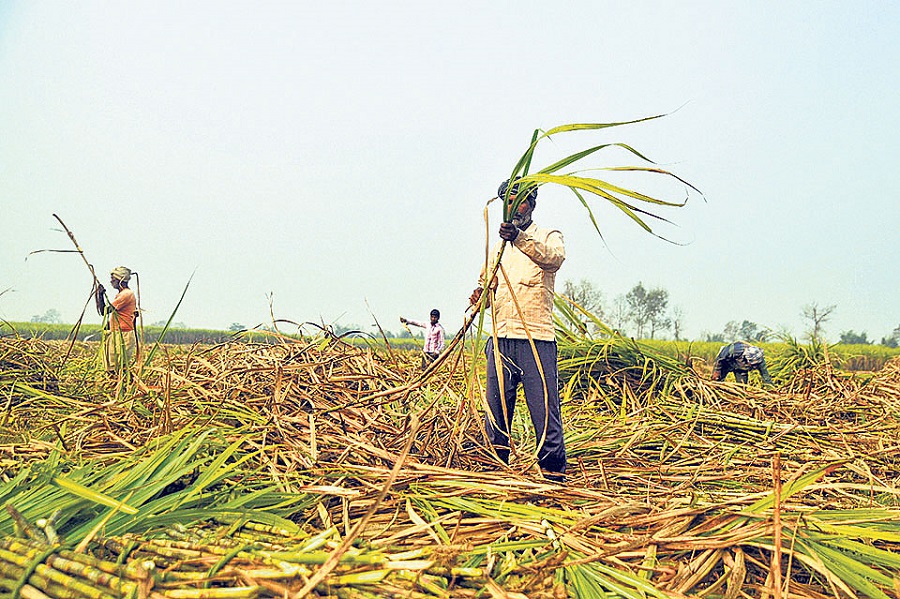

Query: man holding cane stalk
[470,178,567,483]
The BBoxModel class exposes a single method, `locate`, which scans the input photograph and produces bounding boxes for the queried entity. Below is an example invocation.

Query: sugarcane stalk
[771,452,783,599]
[265,550,385,567]
[202,544,256,589]
[162,587,259,599]
[47,553,137,597]
[0,544,118,599]
[18,584,54,599]
[32,564,119,599]
[46,215,107,364]
[290,414,421,598]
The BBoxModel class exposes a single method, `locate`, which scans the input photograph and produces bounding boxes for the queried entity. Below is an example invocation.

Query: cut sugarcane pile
[3,334,900,598]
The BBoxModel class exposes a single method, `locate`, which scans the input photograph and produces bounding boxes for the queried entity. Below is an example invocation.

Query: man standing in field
[711,341,774,385]
[469,178,567,483]
[95,266,138,374]
[400,309,445,368]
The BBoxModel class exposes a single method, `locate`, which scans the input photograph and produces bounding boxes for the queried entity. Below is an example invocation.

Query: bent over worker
[469,178,567,482]
[711,341,774,385]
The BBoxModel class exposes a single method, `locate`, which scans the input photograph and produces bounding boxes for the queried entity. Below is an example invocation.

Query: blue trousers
[484,337,567,473]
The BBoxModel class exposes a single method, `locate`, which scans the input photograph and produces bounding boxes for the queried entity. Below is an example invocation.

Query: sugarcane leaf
[51,476,139,514]
[810,531,900,568]
[807,520,900,545]
[140,272,194,369]
[537,144,615,174]
[521,128,540,176]
[590,558,674,598]
[565,564,611,599]
[540,114,668,138]
[742,462,846,515]
[800,537,894,599]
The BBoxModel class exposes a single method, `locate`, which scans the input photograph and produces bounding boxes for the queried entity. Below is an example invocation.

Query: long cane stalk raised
[26,215,105,364]
[410,115,700,471]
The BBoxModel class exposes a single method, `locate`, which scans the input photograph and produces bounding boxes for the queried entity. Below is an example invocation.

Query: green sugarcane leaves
[498,114,700,240]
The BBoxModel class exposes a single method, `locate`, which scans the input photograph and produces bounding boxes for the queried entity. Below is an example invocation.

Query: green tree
[723,320,741,340]
[625,282,669,339]
[30,309,62,324]
[228,322,246,332]
[839,330,871,345]
[881,324,900,348]
[723,319,768,342]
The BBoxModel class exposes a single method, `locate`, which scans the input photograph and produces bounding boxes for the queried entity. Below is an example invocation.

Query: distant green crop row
[0,321,233,345]
[6,321,897,370]
[0,321,426,350]
[639,339,900,371]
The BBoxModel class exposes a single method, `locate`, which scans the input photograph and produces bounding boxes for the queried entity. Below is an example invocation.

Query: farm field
[5,4,900,598]
[5,320,898,371]
[2,322,900,599]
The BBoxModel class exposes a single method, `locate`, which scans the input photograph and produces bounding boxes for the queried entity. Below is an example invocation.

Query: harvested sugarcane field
[3,321,900,599]
[4,4,900,599]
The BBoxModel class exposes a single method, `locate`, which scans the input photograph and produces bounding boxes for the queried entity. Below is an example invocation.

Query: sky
[1,1,898,342]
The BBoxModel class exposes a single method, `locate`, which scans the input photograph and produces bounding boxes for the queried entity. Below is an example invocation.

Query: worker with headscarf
[95,266,137,373]
[711,341,774,385]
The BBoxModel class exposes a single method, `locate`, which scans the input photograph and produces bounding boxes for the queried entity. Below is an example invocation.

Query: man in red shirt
[95,266,137,374]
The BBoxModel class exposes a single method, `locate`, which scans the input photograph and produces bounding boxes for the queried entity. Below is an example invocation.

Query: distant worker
[400,309,445,368]
[95,266,138,374]
[711,341,774,385]
[469,177,567,483]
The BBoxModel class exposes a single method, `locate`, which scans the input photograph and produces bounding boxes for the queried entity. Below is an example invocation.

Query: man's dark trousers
[484,337,567,474]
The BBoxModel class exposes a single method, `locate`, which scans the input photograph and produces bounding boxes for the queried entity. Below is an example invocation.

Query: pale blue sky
[1,2,898,341]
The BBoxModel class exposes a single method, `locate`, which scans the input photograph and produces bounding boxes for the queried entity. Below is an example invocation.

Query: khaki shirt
[481,222,565,341]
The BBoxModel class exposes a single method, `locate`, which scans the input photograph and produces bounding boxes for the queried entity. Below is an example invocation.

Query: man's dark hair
[430,309,440,319]
[498,177,538,207]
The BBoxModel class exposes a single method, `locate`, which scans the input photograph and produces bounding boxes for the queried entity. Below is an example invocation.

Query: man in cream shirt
[470,179,567,482]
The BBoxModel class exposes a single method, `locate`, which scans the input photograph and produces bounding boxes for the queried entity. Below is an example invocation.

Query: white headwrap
[741,345,764,366]
[110,266,132,283]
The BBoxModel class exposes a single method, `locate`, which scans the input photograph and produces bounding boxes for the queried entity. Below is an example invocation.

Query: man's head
[498,178,537,228]
[110,266,132,289]
[429,309,440,324]
[741,345,764,367]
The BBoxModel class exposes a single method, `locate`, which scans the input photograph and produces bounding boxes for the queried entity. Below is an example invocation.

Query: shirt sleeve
[512,228,565,272]
[756,359,774,385]
[712,345,730,376]
[406,319,426,328]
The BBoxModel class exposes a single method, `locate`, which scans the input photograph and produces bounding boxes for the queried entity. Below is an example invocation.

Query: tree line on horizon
[559,280,900,347]
[22,286,900,348]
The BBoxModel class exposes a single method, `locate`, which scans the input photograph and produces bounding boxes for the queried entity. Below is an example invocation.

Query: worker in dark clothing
[711,341,774,385]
